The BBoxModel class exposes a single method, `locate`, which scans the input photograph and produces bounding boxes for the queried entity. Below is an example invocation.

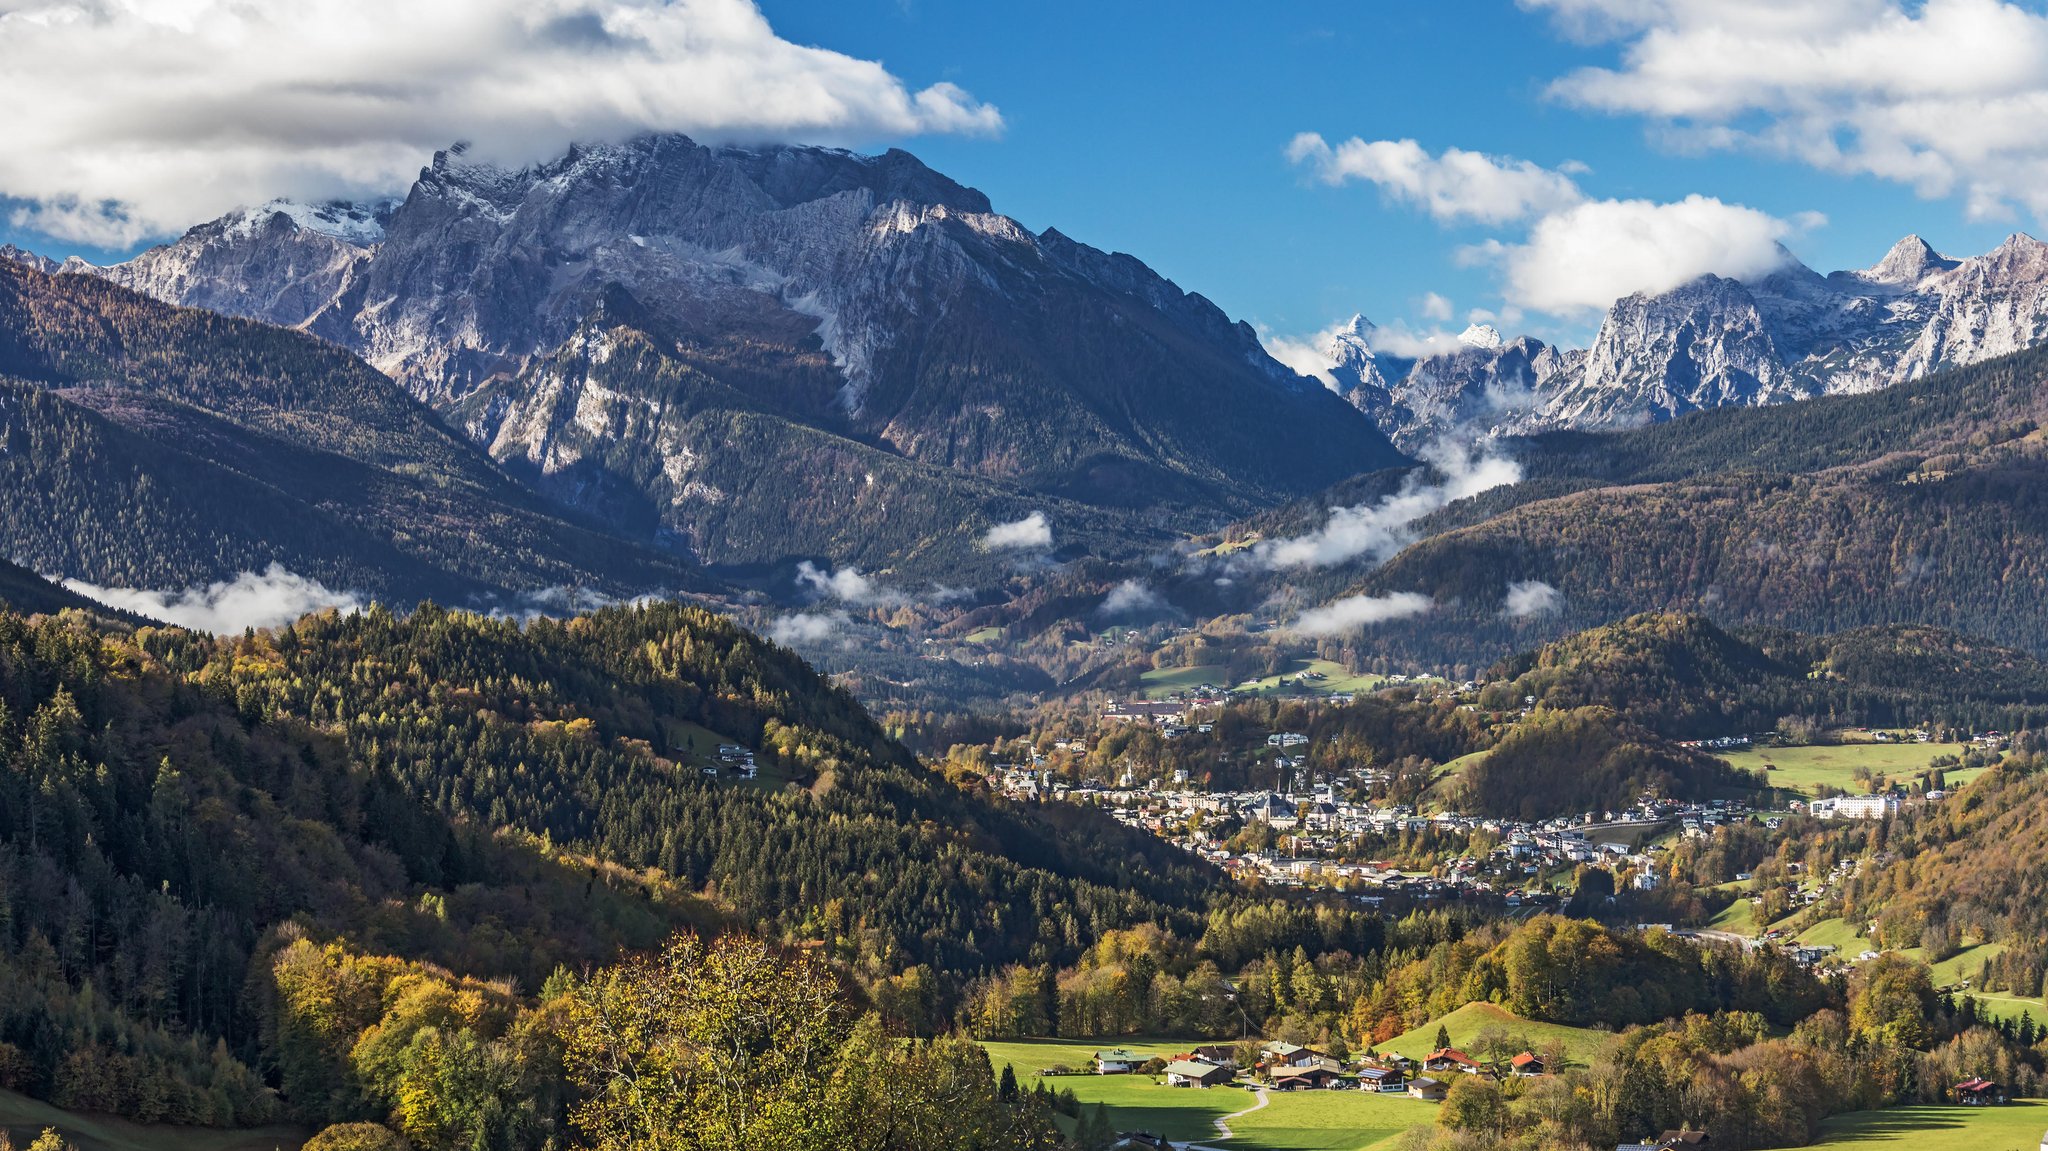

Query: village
[987,689,1965,974]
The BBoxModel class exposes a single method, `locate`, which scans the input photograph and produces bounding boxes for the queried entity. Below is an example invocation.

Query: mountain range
[57,134,1403,580]
[1324,233,2048,449]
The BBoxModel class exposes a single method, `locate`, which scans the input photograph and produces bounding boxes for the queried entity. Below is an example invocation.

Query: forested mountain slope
[1490,613,2048,739]
[0,261,701,601]
[1309,344,2048,666]
[0,558,139,619]
[0,601,1212,1131]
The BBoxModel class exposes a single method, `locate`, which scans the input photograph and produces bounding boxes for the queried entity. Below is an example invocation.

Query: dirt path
[1183,1085,1268,1149]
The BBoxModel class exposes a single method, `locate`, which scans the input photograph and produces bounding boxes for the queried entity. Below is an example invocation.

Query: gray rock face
[87,133,1399,559]
[1326,233,2048,445]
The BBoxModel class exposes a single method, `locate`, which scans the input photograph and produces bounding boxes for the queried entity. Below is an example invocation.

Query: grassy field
[1788,1100,2048,1149]
[1377,1002,1618,1068]
[0,1090,306,1151]
[1227,1091,1435,1151]
[1709,897,1758,934]
[1794,916,1874,953]
[963,626,1005,645]
[1140,664,1230,699]
[1235,659,1390,698]
[977,1039,1437,1151]
[1720,741,1975,797]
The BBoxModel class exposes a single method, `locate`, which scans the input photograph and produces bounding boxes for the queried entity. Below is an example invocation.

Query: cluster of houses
[992,759,1754,902]
[1089,1040,1558,1102]
[704,743,757,780]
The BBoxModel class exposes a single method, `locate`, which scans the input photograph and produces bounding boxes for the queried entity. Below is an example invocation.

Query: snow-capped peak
[1323,314,1376,351]
[219,199,388,246]
[1457,323,1503,350]
[1860,234,1955,286]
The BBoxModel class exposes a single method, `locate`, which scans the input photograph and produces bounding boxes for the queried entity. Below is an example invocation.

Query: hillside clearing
[1377,1002,1618,1068]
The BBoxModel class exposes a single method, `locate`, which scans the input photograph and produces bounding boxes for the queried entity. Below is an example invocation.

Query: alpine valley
[10,124,2048,1151]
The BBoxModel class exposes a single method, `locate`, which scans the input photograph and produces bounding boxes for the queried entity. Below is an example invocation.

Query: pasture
[1790,1100,2048,1149]
[1377,1002,1618,1069]
[1719,741,1976,797]
[976,1039,1438,1151]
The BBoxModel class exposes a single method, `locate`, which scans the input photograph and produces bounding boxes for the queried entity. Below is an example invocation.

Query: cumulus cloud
[1287,591,1432,637]
[1461,194,1809,315]
[795,561,907,607]
[1262,315,1475,390]
[1502,579,1564,618]
[1287,134,1584,224]
[0,0,1002,245]
[1420,292,1455,322]
[1098,579,1169,618]
[979,511,1053,551]
[63,563,361,631]
[1256,440,1522,570]
[766,609,849,646]
[1523,0,2048,221]
[1286,128,1815,319]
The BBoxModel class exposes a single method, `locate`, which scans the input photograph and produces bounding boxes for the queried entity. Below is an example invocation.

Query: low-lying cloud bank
[980,511,1053,552]
[1286,591,1433,637]
[63,563,362,632]
[1255,439,1522,571]
[1503,579,1563,618]
[767,609,852,646]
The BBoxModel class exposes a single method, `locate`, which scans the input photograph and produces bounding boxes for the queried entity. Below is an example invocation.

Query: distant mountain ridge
[79,134,1406,572]
[1322,234,2048,448]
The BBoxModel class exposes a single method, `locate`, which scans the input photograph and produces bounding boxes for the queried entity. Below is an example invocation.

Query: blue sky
[759,0,2033,349]
[6,0,2044,353]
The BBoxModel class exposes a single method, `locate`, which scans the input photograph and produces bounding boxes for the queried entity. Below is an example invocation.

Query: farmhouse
[1261,1041,1322,1068]
[1423,1047,1481,1074]
[1953,1077,2008,1105]
[1189,1044,1238,1067]
[1357,1066,1407,1092]
[1270,1065,1338,1090]
[1094,1049,1147,1075]
[1510,1052,1546,1077]
[1164,1060,1232,1088]
[1407,1076,1448,1101]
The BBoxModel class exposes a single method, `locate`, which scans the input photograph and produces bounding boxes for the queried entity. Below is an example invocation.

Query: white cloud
[1285,129,1813,320]
[1262,315,1470,389]
[1463,194,1807,315]
[1287,591,1432,637]
[1098,579,1168,617]
[1263,331,1343,387]
[979,511,1052,551]
[1502,580,1564,618]
[795,561,905,607]
[1287,134,1585,225]
[1523,0,2048,221]
[0,0,1002,245]
[766,609,849,646]
[63,563,361,631]
[1256,439,1522,570]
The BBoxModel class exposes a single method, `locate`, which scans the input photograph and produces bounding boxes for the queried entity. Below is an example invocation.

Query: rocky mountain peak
[1861,234,1957,286]
[0,244,54,274]
[1457,323,1504,350]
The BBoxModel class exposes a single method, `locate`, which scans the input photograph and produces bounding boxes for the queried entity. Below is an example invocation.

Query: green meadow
[1787,1100,2048,1150]
[1719,741,1976,797]
[976,1039,1437,1151]
[1377,1002,1618,1069]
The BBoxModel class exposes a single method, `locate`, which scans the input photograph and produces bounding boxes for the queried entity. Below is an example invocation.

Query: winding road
[1182,1085,1268,1150]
